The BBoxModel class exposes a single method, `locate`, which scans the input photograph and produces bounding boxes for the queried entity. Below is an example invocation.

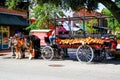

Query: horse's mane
[24,35,40,49]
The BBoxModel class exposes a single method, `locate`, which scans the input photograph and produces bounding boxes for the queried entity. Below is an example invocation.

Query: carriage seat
[44,37,50,44]
[44,37,58,48]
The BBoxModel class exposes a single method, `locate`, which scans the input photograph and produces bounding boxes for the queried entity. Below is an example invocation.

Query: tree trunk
[99,0,120,23]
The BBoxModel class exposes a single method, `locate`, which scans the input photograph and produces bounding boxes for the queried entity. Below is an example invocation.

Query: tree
[99,0,120,23]
[26,3,64,30]
[6,0,64,30]
[102,8,120,33]
[86,19,97,33]
[37,0,120,23]
[6,0,120,23]
[5,0,29,11]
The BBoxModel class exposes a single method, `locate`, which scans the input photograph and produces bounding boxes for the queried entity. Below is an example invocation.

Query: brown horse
[9,34,41,60]
[14,38,26,59]
[13,35,37,60]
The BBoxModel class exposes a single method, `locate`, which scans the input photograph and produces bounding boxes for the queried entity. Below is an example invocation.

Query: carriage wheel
[76,45,94,63]
[41,46,54,60]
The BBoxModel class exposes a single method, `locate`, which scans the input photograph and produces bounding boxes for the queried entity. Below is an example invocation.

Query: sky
[97,0,116,12]
[96,3,106,12]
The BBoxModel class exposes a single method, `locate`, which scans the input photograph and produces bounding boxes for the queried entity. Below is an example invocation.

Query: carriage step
[68,49,77,52]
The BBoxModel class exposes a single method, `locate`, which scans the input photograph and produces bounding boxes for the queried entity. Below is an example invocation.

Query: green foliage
[102,8,120,32]
[5,0,29,11]
[6,0,65,30]
[27,3,64,30]
[5,0,99,12]
[117,31,120,39]
[117,35,120,39]
[86,19,97,33]
[116,1,120,8]
[5,0,120,13]
[5,0,20,9]
[6,0,120,28]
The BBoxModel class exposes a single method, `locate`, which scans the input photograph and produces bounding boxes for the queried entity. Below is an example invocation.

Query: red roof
[0,7,27,19]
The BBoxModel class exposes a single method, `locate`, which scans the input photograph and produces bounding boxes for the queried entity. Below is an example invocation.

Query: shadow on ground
[1,52,120,65]
[0,54,7,56]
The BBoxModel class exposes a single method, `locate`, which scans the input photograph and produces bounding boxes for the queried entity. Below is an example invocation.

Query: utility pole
[22,0,30,25]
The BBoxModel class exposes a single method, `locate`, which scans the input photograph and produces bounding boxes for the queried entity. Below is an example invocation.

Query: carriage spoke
[86,54,92,61]
[41,46,54,60]
[76,45,94,63]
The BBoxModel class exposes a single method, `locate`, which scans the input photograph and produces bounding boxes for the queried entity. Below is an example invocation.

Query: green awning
[0,13,29,26]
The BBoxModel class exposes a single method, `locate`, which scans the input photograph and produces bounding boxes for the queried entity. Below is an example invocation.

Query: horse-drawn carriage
[40,33,117,63]
[9,16,118,63]
[39,17,118,63]
[9,31,117,63]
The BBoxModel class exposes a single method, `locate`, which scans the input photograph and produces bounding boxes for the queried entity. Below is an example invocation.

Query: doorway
[0,26,9,49]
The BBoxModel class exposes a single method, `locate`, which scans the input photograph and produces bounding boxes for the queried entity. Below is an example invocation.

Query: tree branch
[98,0,120,23]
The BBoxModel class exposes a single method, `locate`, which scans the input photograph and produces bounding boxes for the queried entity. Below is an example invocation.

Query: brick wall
[74,8,100,17]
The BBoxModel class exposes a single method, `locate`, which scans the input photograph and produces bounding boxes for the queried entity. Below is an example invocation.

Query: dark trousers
[63,48,69,57]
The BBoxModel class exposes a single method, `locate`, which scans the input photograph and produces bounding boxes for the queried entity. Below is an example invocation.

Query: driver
[14,30,22,39]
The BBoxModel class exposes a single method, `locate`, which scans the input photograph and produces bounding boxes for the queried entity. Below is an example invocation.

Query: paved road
[0,51,120,80]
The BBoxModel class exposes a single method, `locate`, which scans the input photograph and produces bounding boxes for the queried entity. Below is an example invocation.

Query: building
[73,8,110,34]
[0,1,29,50]
[73,8,107,27]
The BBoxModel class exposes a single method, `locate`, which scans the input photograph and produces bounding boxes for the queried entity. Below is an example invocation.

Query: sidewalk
[0,49,11,56]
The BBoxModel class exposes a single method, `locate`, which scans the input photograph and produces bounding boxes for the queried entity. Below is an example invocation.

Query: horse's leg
[29,52,32,60]
[15,47,21,59]
[15,47,19,59]
[28,39,35,60]
[18,50,22,59]
[29,49,35,60]
[21,46,26,58]
[22,50,25,58]
[17,39,25,59]
[15,46,22,59]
